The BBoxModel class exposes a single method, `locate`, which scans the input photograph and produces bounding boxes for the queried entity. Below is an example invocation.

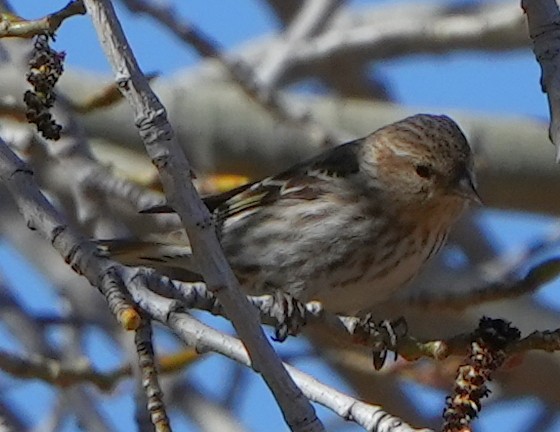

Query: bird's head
[362,114,480,216]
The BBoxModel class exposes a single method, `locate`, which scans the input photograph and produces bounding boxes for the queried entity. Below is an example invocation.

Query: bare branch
[0,341,199,392]
[404,254,560,311]
[134,318,172,432]
[523,0,560,161]
[0,1,86,38]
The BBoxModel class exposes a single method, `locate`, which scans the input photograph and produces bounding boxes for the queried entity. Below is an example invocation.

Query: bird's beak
[454,173,482,205]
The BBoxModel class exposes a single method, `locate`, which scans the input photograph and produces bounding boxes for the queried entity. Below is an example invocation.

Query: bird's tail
[96,239,201,281]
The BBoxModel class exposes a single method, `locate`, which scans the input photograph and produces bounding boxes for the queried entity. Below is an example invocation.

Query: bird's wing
[140,138,363,218]
[211,139,362,221]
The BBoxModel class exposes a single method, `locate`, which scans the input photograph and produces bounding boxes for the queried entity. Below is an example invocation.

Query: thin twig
[134,318,172,432]
[0,0,86,38]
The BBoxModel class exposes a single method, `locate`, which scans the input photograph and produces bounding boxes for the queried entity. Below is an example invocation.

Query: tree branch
[0,0,86,38]
[523,0,560,161]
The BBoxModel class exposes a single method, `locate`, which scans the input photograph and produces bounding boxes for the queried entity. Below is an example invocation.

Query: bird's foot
[353,315,408,370]
[270,291,307,342]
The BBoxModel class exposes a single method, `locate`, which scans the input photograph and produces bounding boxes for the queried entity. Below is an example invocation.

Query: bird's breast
[308,223,450,314]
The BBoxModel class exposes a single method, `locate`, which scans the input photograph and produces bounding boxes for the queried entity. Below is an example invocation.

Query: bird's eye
[415,164,433,179]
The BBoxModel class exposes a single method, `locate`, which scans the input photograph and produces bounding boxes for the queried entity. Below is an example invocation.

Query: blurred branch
[82,1,322,430]
[0,349,120,391]
[71,72,159,114]
[0,0,15,15]
[170,382,249,432]
[286,2,526,76]
[0,33,145,239]
[0,64,546,212]
[0,95,170,231]
[256,0,343,93]
[255,0,391,100]
[193,2,526,101]
[61,389,115,432]
[226,1,527,93]
[0,400,27,432]
[0,52,554,212]
[119,0,223,58]
[118,0,346,147]
[0,275,55,355]
[523,0,560,161]
[260,0,302,25]
[116,1,528,126]
[404,254,560,310]
[254,0,389,99]
[0,1,86,38]
[0,344,199,392]
[0,268,117,431]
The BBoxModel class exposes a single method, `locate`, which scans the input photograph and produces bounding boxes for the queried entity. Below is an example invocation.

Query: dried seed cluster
[442,317,521,432]
[24,34,65,140]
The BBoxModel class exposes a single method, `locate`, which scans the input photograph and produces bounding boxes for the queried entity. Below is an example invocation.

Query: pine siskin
[100,114,480,315]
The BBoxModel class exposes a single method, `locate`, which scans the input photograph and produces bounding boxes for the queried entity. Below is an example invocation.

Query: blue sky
[3,1,559,431]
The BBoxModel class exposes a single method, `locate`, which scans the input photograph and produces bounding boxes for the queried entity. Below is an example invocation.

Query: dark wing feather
[298,137,361,178]
[203,181,258,212]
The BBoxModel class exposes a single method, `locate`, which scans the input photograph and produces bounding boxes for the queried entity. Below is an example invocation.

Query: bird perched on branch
[100,114,479,315]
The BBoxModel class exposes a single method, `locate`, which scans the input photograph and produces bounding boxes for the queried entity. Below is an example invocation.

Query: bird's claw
[270,291,307,342]
[354,315,408,370]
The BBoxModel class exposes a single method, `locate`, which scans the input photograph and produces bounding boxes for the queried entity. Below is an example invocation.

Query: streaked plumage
[100,114,479,314]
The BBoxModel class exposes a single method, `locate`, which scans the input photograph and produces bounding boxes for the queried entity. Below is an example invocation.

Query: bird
[99,114,479,316]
